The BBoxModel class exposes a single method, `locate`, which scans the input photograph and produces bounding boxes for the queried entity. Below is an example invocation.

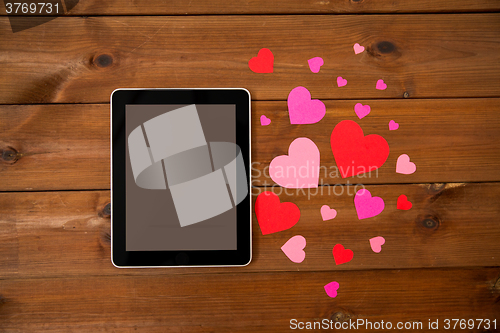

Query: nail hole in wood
[403,91,409,98]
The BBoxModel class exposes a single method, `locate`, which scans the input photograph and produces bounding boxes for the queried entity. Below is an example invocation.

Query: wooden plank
[1,99,499,191]
[0,183,499,279]
[253,99,500,185]
[1,14,500,103]
[0,268,498,331]
[2,0,500,15]
[0,104,110,191]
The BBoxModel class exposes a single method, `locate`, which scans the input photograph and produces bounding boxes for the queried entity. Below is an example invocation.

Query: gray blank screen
[125,105,237,251]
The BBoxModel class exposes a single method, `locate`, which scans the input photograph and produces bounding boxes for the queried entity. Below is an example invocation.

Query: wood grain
[2,0,500,15]
[0,183,499,279]
[0,268,498,332]
[1,14,500,103]
[1,99,499,191]
[0,104,109,191]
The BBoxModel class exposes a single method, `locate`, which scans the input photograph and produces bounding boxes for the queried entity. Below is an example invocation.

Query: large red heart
[330,120,390,178]
[255,191,300,235]
[332,244,353,265]
[248,48,274,73]
[397,194,412,210]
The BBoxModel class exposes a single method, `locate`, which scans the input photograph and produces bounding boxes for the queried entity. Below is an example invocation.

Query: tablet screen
[125,104,245,251]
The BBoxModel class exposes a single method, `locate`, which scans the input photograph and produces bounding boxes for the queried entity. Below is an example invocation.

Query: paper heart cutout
[287,86,326,124]
[324,281,340,298]
[308,57,324,73]
[260,115,271,126]
[369,236,385,253]
[388,120,399,130]
[353,43,365,54]
[396,154,416,174]
[320,205,337,221]
[255,191,300,235]
[332,244,353,265]
[354,103,371,119]
[281,235,306,263]
[376,79,387,90]
[269,138,320,188]
[354,189,385,220]
[337,76,347,87]
[397,194,412,210]
[248,48,274,73]
[330,120,390,178]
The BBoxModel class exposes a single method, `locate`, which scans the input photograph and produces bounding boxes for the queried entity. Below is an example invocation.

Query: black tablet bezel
[111,89,251,267]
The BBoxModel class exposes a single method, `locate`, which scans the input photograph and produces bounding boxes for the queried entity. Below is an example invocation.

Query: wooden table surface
[1,1,500,331]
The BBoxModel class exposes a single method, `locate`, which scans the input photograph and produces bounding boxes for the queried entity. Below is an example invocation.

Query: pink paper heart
[353,43,365,54]
[269,137,320,188]
[287,86,326,124]
[369,236,385,253]
[320,205,337,221]
[396,154,416,174]
[308,57,324,73]
[260,115,271,126]
[388,120,399,130]
[324,281,340,298]
[376,79,387,90]
[354,189,385,220]
[354,103,371,119]
[337,76,347,87]
[281,235,306,263]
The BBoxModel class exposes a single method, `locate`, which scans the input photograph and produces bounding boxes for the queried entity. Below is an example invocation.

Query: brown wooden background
[1,1,500,331]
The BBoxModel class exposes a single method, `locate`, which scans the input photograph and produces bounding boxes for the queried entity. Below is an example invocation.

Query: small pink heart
[320,205,337,221]
[396,154,416,174]
[281,235,306,263]
[354,103,371,119]
[324,281,340,298]
[353,43,365,55]
[287,86,326,124]
[337,76,347,87]
[376,79,387,90]
[354,189,385,220]
[308,57,324,73]
[260,115,271,126]
[388,120,399,130]
[369,236,385,253]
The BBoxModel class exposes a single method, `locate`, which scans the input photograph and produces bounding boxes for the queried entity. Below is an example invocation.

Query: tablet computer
[111,89,252,267]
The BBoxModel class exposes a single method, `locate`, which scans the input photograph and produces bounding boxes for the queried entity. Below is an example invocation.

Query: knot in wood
[377,41,395,54]
[93,54,113,68]
[331,311,351,322]
[102,203,111,217]
[421,215,440,230]
[1,147,19,164]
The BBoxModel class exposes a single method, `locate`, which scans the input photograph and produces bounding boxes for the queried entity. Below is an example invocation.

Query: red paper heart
[255,191,300,235]
[330,120,390,178]
[248,48,274,73]
[397,194,412,210]
[332,244,353,265]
